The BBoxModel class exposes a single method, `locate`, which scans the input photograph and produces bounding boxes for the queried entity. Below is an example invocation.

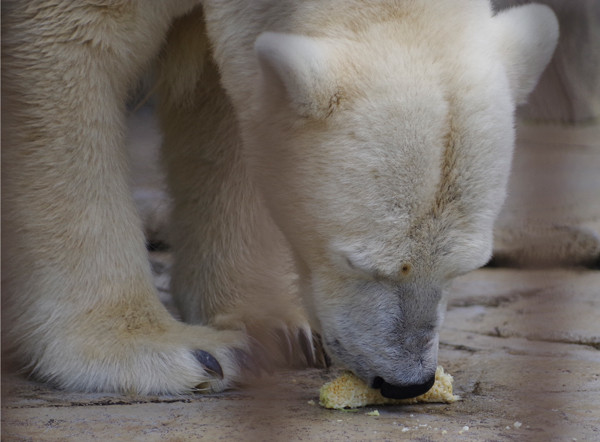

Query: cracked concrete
[3,263,599,441]
[446,269,600,348]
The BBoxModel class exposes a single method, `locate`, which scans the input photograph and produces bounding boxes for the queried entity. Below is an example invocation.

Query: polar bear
[1,0,557,396]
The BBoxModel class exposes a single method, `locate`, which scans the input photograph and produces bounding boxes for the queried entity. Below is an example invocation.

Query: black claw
[298,329,316,367]
[249,338,274,375]
[275,329,294,364]
[312,333,331,368]
[192,350,224,379]
[232,348,262,378]
[323,351,332,368]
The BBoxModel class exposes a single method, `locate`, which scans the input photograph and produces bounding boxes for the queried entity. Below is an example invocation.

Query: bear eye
[344,256,399,283]
[343,256,378,280]
[329,243,387,281]
[344,255,414,283]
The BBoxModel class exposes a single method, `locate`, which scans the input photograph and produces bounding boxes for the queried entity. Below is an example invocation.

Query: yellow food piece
[319,366,459,409]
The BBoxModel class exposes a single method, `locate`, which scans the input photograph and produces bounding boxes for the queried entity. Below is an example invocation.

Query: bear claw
[192,350,224,379]
[275,329,294,364]
[232,348,263,378]
[298,329,316,366]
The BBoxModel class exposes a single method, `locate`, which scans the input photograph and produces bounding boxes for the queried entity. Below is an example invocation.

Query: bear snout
[372,373,436,399]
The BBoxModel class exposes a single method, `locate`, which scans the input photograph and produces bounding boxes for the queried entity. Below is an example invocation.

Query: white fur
[494,4,559,104]
[2,0,557,394]
[2,0,247,394]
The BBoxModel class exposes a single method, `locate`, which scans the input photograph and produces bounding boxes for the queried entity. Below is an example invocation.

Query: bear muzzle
[371,373,436,399]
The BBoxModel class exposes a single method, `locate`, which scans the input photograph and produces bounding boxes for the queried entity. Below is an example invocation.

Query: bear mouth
[323,333,436,399]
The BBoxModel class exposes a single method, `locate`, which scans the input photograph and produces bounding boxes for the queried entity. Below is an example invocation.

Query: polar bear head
[247,2,558,398]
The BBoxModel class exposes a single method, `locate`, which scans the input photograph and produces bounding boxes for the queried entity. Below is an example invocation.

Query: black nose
[372,374,436,399]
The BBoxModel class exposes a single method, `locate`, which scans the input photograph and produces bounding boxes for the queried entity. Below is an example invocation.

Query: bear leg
[157,9,316,368]
[1,0,253,394]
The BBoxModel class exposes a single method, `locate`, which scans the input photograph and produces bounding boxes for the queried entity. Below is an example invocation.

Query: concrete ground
[2,116,599,441]
[3,266,599,441]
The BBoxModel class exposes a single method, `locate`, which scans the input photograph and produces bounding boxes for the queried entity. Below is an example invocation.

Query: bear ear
[493,4,559,105]
[255,32,340,118]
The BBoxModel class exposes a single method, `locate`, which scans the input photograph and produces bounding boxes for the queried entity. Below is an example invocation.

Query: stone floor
[2,116,599,441]
[2,265,599,441]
